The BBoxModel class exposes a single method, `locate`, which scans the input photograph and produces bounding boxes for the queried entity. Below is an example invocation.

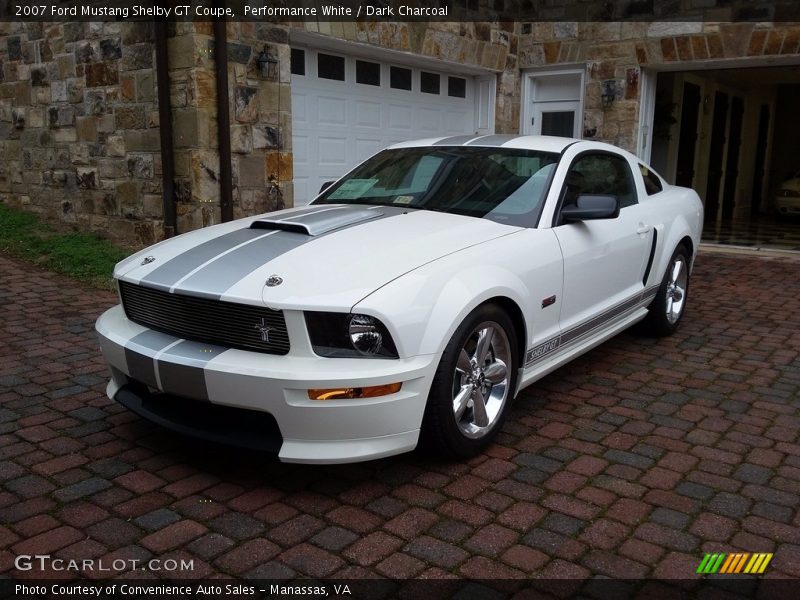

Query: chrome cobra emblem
[266,275,283,287]
[141,256,156,265]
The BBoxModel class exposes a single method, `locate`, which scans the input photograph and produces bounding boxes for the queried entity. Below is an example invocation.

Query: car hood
[116,205,520,310]
[779,178,800,192]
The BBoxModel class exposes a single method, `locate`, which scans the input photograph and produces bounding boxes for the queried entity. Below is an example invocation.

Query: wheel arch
[355,263,539,359]
[678,235,695,270]
[652,213,698,285]
[482,296,527,368]
[417,269,534,359]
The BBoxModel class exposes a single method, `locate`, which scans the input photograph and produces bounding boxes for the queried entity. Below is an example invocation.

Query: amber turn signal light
[308,382,402,400]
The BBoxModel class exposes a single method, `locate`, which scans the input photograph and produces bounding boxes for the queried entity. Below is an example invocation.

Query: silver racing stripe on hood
[173,230,312,299]
[138,205,338,290]
[255,206,383,236]
[137,204,410,298]
[177,206,412,298]
[139,228,266,290]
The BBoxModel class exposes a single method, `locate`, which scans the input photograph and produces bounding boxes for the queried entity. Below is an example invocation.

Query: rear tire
[641,245,691,337]
[420,304,518,459]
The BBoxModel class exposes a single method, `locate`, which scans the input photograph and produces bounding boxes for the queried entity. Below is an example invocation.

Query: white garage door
[291,47,492,205]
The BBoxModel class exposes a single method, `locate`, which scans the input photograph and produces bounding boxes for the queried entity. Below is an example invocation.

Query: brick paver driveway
[1,250,799,584]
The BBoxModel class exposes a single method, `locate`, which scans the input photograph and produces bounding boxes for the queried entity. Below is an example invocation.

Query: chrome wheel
[451,321,511,439]
[665,255,688,325]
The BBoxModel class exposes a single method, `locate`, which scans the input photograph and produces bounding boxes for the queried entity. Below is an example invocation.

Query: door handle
[636,223,652,235]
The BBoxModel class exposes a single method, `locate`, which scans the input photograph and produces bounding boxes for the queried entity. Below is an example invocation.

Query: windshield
[313,146,560,227]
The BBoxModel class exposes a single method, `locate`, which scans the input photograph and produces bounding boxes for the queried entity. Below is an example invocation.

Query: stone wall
[0,20,295,244]
[227,21,293,222]
[165,21,292,231]
[0,21,162,246]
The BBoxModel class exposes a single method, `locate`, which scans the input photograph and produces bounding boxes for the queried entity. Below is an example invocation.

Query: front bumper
[96,305,438,463]
[775,195,800,215]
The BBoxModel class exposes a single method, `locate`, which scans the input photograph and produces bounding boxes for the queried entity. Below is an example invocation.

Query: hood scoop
[250,207,381,236]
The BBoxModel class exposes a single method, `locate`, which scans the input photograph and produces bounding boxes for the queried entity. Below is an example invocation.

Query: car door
[551,151,653,340]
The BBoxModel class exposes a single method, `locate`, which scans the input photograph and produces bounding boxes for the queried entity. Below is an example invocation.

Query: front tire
[420,304,518,459]
[642,245,691,337]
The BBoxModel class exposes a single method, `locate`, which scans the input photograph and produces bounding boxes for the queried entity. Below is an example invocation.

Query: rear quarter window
[640,164,664,195]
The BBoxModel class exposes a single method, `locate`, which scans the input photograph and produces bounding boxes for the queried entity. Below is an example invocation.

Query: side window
[563,154,637,209]
[639,164,664,195]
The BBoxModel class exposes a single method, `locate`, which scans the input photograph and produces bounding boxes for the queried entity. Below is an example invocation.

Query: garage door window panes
[318,53,345,81]
[448,77,467,98]
[390,67,412,91]
[291,48,305,76]
[356,60,380,86]
[421,72,440,94]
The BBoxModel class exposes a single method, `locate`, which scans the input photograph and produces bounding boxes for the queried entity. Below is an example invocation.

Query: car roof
[388,134,579,153]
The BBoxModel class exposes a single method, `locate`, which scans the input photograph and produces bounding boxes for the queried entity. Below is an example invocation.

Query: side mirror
[319,181,335,194]
[561,194,620,222]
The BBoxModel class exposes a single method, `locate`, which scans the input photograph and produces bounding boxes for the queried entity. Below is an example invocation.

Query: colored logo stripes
[697,552,773,575]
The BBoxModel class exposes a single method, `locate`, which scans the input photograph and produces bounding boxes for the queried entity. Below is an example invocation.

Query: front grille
[119,281,290,355]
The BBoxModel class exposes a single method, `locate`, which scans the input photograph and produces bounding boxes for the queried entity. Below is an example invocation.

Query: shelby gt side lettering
[525,284,660,367]
[96,135,703,463]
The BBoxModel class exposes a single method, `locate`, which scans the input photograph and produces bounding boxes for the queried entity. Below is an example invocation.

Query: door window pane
[420,72,440,94]
[390,66,412,90]
[356,60,380,86]
[541,111,575,137]
[318,53,345,81]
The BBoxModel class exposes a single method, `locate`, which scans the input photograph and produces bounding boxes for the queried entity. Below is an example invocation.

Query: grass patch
[0,203,130,290]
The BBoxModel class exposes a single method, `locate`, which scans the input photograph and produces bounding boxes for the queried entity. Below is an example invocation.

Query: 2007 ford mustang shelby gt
[96,135,703,463]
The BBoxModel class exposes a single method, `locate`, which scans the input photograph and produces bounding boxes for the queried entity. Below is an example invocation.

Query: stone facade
[0,21,163,246]
[167,21,292,231]
[2,20,800,246]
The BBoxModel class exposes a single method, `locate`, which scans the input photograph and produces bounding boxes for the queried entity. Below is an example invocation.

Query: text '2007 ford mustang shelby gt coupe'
[96,135,703,463]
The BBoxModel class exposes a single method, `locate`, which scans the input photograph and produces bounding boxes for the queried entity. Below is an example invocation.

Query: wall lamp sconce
[257,45,279,79]
[601,80,618,110]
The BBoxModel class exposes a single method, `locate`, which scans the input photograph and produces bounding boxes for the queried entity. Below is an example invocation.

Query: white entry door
[523,70,584,138]
[291,47,491,205]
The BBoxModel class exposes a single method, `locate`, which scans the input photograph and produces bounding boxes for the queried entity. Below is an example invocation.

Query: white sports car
[96,135,703,463]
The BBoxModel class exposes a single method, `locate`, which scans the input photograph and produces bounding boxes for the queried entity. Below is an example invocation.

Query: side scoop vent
[250,207,381,236]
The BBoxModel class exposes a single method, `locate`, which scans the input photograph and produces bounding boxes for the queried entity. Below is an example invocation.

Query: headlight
[348,314,385,355]
[305,312,399,358]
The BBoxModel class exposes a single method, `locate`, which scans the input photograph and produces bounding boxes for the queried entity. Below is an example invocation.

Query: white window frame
[521,66,586,138]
